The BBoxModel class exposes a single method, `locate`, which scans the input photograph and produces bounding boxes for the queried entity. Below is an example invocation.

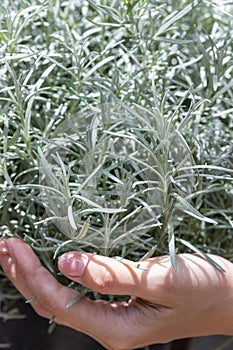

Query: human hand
[1,238,233,350]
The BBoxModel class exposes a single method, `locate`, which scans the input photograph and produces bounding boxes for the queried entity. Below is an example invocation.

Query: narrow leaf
[66,288,88,309]
[178,238,226,272]
[75,217,90,240]
[169,232,177,271]
[140,245,157,261]
[7,126,21,148]
[173,193,218,225]
[68,205,77,230]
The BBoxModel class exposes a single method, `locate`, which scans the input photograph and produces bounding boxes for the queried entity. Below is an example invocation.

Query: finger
[0,238,77,321]
[58,250,169,299]
[0,239,36,303]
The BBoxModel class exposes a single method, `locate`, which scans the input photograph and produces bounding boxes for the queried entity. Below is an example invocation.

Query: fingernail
[58,253,88,277]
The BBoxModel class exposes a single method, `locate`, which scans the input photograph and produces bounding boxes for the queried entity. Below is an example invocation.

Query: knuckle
[31,302,51,319]
[31,296,64,325]
[20,264,68,324]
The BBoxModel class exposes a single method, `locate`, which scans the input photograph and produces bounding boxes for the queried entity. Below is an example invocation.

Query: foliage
[0,0,232,318]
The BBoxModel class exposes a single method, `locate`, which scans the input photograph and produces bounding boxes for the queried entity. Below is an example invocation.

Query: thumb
[58,252,148,297]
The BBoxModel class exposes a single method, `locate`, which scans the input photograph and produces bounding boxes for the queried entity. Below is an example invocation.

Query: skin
[1,238,233,350]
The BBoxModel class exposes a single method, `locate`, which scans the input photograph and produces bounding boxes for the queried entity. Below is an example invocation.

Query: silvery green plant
[0,0,232,331]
